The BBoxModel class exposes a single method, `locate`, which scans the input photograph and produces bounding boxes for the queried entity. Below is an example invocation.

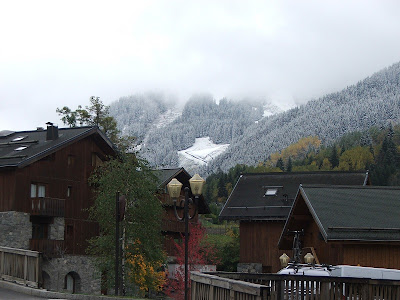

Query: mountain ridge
[109,61,400,176]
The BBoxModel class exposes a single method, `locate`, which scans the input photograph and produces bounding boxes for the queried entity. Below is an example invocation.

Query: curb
[0,280,145,299]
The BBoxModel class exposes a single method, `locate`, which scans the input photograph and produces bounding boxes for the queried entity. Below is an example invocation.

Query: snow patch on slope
[178,137,229,167]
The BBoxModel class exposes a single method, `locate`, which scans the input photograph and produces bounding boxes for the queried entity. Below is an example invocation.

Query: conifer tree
[276,158,285,171]
[286,157,293,172]
[329,147,340,169]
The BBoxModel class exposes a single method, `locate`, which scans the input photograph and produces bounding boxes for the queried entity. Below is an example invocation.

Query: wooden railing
[191,271,400,300]
[29,239,65,258]
[0,246,41,288]
[191,271,269,300]
[31,197,65,217]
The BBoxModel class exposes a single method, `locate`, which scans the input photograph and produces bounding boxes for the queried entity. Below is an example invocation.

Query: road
[0,287,66,300]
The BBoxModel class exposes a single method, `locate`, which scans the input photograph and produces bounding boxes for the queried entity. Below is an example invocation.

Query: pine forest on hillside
[203,125,400,217]
[109,62,400,176]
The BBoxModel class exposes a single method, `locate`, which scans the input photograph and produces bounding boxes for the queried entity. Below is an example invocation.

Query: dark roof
[279,185,400,247]
[152,167,210,214]
[0,126,115,168]
[219,171,369,221]
[152,168,191,187]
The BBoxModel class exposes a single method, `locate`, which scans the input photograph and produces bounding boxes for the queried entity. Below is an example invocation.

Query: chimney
[46,122,59,140]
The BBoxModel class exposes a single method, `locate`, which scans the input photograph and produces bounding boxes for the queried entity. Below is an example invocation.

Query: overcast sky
[1,0,400,131]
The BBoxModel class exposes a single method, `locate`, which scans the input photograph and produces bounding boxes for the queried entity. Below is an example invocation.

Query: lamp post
[167,174,205,300]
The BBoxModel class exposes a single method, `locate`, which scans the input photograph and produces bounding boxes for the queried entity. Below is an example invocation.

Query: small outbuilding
[279,185,400,269]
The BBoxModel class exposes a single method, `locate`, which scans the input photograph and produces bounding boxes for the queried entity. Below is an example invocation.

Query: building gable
[279,185,400,250]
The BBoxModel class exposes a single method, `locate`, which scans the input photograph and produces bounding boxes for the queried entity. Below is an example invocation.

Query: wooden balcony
[31,197,65,217]
[29,239,65,258]
[162,219,185,233]
[162,219,198,233]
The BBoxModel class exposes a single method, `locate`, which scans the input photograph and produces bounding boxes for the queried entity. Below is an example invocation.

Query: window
[67,186,72,197]
[68,155,75,166]
[30,184,36,198]
[12,136,27,142]
[91,153,103,167]
[66,225,74,238]
[265,188,278,196]
[31,183,46,198]
[263,186,282,197]
[32,223,49,239]
[15,146,28,151]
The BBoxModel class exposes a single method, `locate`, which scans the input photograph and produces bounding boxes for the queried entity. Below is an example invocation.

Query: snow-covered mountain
[110,94,280,172]
[109,61,400,176]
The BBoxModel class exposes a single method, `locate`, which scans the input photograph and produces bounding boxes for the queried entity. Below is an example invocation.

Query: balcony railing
[29,239,66,258]
[162,219,185,232]
[31,197,65,217]
[162,219,198,233]
[192,271,400,300]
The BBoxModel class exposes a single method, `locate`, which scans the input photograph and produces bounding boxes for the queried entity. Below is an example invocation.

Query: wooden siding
[342,243,400,269]
[0,135,107,256]
[64,219,99,255]
[291,213,400,270]
[301,221,341,266]
[10,136,103,219]
[0,169,16,211]
[240,221,289,273]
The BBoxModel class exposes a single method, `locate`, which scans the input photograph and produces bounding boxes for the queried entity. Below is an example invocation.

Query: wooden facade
[0,125,115,257]
[0,124,210,259]
[279,185,400,270]
[240,221,289,273]
[219,172,369,273]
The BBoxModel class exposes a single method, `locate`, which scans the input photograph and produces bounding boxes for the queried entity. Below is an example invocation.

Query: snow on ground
[154,107,182,128]
[263,103,283,117]
[178,137,230,166]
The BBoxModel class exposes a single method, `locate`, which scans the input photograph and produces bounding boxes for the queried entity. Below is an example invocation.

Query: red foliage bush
[164,222,220,300]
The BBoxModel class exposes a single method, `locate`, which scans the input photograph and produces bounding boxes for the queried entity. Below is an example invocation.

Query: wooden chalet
[153,168,210,257]
[279,185,400,269]
[219,171,369,273]
[0,123,116,257]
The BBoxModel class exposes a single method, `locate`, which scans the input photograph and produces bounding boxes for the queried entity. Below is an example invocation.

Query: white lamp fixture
[167,178,183,199]
[279,253,290,267]
[304,252,315,264]
[189,173,205,197]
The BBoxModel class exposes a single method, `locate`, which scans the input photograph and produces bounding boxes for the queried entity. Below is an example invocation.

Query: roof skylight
[265,188,278,196]
[15,146,28,151]
[12,136,26,142]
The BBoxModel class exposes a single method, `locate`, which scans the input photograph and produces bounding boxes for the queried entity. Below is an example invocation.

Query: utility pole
[115,192,120,296]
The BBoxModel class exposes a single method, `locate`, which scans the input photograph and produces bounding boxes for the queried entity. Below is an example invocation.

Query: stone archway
[41,271,51,290]
[64,271,81,293]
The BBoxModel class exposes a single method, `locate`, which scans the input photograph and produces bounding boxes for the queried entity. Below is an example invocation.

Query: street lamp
[167,174,205,300]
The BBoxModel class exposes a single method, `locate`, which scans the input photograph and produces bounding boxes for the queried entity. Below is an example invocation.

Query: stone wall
[49,217,64,240]
[0,211,31,249]
[42,255,101,295]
